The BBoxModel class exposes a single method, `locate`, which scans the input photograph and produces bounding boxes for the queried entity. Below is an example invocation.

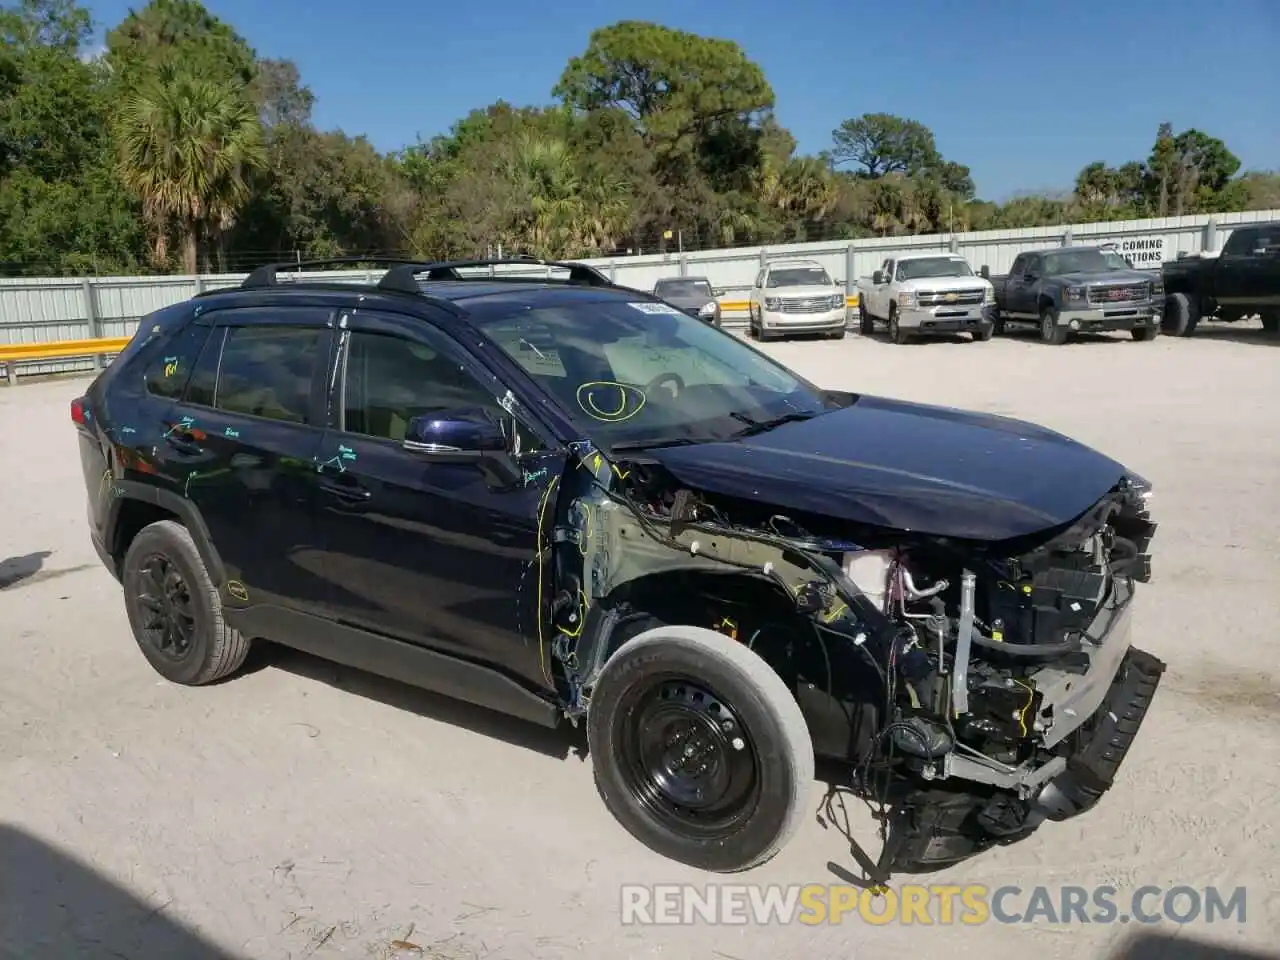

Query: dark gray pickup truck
[1161,222,1280,336]
[983,246,1163,345]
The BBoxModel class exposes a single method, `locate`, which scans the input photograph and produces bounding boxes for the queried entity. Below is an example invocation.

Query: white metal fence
[2,209,1276,380]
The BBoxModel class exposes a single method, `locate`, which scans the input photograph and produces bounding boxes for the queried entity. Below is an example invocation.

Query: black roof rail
[240,257,427,289]
[377,257,614,295]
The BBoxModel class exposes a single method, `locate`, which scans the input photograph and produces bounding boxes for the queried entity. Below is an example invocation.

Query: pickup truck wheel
[121,519,251,686]
[888,308,910,345]
[858,302,874,335]
[587,624,814,873]
[1040,307,1068,345]
[1162,292,1200,337]
[1131,326,1157,342]
[973,323,994,342]
[1261,311,1279,334]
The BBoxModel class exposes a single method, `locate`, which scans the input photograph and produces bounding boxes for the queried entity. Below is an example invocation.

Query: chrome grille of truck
[917,288,986,306]
[1087,283,1149,305]
[780,296,835,314]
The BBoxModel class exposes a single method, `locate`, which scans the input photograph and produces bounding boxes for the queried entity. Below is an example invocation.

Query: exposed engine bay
[542,440,1165,878]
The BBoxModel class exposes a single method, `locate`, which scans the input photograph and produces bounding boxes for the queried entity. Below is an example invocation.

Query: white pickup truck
[856,252,996,344]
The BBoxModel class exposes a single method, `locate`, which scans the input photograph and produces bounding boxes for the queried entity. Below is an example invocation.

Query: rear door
[158,305,333,614]
[313,307,565,693]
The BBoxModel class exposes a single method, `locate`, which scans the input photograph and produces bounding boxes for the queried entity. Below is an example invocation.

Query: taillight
[70,396,87,425]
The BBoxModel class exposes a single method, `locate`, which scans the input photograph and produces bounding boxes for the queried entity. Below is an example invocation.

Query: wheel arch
[110,483,227,587]
[577,569,877,763]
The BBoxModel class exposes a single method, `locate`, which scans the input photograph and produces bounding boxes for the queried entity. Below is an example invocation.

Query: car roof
[655,276,709,284]
[767,259,822,268]
[894,252,968,261]
[191,259,661,324]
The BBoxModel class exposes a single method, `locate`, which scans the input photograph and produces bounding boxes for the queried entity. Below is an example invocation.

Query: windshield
[766,266,831,288]
[655,279,713,298]
[897,257,973,280]
[476,299,832,449]
[1100,250,1130,269]
[1042,249,1120,275]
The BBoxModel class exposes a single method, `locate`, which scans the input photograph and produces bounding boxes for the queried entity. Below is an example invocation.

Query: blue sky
[85,0,1279,201]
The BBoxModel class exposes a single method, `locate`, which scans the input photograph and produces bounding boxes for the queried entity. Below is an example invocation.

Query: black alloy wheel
[135,553,197,662]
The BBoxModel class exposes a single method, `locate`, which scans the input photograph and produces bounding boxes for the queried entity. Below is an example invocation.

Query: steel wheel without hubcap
[135,553,197,662]
[618,677,760,839]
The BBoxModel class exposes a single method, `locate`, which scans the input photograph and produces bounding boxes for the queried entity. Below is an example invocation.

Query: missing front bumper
[880,644,1165,874]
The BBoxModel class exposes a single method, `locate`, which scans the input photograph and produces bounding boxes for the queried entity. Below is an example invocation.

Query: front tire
[888,306,910,345]
[973,322,994,342]
[122,519,250,686]
[1040,306,1067,345]
[1131,325,1157,342]
[1261,310,1279,334]
[587,625,814,873]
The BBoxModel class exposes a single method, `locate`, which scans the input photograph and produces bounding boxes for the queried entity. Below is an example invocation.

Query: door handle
[164,434,202,456]
[319,477,371,502]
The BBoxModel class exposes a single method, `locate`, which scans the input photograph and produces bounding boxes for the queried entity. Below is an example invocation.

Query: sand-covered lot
[2,321,1277,959]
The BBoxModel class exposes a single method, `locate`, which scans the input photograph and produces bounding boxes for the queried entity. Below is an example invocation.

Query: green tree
[0,0,146,275]
[830,113,939,177]
[105,0,256,89]
[114,66,266,271]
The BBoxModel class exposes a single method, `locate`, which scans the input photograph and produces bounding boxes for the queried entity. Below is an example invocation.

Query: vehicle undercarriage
[538,438,1165,879]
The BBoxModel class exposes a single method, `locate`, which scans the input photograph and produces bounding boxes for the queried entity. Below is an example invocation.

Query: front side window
[341,330,543,451]
[214,326,323,424]
[477,299,833,449]
[766,266,832,288]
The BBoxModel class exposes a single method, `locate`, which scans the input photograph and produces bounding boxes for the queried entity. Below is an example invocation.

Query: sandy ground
[2,320,1278,960]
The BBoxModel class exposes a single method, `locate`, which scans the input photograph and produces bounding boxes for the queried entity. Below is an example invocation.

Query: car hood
[766,285,841,299]
[640,395,1128,542]
[900,275,988,291]
[1056,270,1152,286]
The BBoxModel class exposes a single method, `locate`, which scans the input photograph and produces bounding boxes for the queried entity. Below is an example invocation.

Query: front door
[314,309,563,693]
[158,306,332,613]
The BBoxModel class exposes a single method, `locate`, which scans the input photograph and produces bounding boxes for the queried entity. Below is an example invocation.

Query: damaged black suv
[74,257,1165,878]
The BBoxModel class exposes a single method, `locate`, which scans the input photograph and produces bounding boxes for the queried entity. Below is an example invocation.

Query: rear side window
[214,326,323,424]
[145,323,211,399]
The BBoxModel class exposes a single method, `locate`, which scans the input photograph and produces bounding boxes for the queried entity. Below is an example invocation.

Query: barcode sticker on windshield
[629,301,685,316]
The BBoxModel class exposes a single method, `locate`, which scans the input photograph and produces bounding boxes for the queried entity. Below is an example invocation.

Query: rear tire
[858,302,875,335]
[587,625,814,873]
[122,520,250,685]
[1162,292,1200,337]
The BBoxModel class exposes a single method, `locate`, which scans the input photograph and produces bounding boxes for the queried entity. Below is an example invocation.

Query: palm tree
[115,67,266,272]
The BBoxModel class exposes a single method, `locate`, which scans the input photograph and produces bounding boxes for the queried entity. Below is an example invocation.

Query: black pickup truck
[983,245,1163,345]
[1161,222,1280,336]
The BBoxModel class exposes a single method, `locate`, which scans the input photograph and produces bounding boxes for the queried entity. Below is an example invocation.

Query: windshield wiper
[608,436,704,452]
[727,410,818,438]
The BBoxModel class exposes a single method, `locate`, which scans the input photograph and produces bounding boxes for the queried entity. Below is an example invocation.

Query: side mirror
[405,407,522,487]
[405,407,508,457]
[979,265,990,279]
[872,270,884,285]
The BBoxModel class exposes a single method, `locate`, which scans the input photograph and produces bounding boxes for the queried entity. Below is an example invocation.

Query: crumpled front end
[544,442,1165,879]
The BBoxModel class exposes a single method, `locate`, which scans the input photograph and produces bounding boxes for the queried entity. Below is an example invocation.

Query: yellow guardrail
[0,336,131,386]
[720,294,859,312]
[0,336,131,362]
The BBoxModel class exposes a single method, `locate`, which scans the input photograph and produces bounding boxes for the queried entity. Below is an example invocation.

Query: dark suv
[75,257,1165,879]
